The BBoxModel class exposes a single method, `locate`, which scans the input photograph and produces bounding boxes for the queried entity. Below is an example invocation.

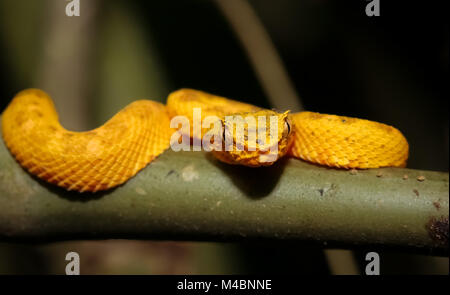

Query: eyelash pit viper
[1,88,409,192]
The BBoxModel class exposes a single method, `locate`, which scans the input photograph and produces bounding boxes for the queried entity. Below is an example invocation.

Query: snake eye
[221,121,227,142]
[284,120,291,134]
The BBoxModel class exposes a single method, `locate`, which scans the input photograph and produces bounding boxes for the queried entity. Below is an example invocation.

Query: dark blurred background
[0,0,447,274]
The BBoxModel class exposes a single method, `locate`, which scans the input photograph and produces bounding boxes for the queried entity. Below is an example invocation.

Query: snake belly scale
[1,88,409,192]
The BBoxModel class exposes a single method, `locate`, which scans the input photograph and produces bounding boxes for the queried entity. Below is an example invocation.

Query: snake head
[212,110,292,167]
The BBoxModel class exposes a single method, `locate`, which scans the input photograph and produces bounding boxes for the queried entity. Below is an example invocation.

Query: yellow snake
[1,88,409,192]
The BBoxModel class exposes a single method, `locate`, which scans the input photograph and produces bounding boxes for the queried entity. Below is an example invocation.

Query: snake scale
[1,88,409,192]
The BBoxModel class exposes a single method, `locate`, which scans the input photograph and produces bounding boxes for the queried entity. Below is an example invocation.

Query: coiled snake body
[1,88,409,192]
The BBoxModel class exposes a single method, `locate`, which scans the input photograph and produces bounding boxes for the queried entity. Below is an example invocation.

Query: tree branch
[0,118,448,255]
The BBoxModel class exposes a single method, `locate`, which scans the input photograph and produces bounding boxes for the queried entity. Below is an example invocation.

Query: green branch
[0,119,448,255]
